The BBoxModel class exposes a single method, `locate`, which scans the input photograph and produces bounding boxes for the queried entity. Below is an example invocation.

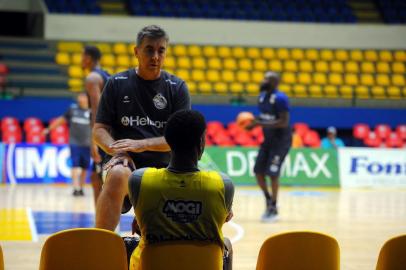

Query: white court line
[27,208,38,242]
[227,221,245,244]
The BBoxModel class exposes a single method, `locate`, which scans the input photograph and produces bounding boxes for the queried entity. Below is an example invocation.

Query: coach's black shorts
[254,142,291,177]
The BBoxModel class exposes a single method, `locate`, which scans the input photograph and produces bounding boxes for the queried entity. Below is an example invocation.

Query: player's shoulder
[275,89,288,99]
[111,69,131,81]
[161,70,185,86]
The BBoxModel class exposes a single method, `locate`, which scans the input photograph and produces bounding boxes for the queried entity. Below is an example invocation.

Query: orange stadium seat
[376,235,406,270]
[353,123,370,140]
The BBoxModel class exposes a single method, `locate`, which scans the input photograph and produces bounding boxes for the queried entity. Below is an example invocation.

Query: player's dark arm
[220,172,235,223]
[85,72,103,127]
[256,111,290,128]
[110,136,171,153]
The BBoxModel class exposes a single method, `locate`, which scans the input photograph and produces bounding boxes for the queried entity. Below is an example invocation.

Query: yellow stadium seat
[308,85,323,98]
[379,50,393,62]
[298,73,312,85]
[293,85,307,98]
[252,71,263,83]
[208,58,222,70]
[230,82,244,94]
[262,48,275,59]
[68,66,83,78]
[188,45,202,57]
[335,50,349,61]
[68,78,83,92]
[57,42,83,53]
[284,61,298,72]
[361,74,375,86]
[345,61,359,73]
[254,59,267,71]
[394,51,406,61]
[246,83,258,95]
[177,57,191,69]
[239,59,252,70]
[93,43,111,54]
[376,74,390,86]
[345,74,359,86]
[187,81,196,94]
[324,85,338,98]
[104,67,114,75]
[291,49,304,60]
[269,60,282,72]
[392,62,405,74]
[213,82,228,94]
[279,84,292,94]
[101,54,115,67]
[377,62,390,73]
[203,46,217,57]
[206,70,220,83]
[173,44,187,56]
[71,53,82,65]
[113,43,127,55]
[364,50,378,61]
[131,57,139,67]
[299,61,313,72]
[198,82,212,93]
[218,46,231,58]
[224,58,238,70]
[164,56,176,69]
[192,57,206,69]
[392,74,405,86]
[371,86,386,99]
[350,50,363,61]
[355,86,370,98]
[315,61,328,73]
[305,49,319,61]
[276,48,290,60]
[282,72,296,84]
[232,47,246,58]
[55,53,70,65]
[247,47,261,59]
[320,49,334,61]
[116,55,130,67]
[387,86,401,98]
[164,68,174,75]
[127,44,135,55]
[361,62,375,73]
[376,234,406,270]
[221,70,235,82]
[191,70,205,82]
[176,69,190,81]
[236,70,250,83]
[313,73,327,85]
[329,73,343,85]
[330,61,344,73]
[339,85,353,98]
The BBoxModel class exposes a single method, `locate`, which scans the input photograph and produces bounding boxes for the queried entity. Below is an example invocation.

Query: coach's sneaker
[261,205,278,223]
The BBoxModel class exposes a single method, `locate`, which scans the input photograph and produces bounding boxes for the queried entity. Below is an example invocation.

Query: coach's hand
[103,152,135,171]
[110,139,148,153]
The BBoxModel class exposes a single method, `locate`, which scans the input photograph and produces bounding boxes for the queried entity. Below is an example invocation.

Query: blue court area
[33,211,133,234]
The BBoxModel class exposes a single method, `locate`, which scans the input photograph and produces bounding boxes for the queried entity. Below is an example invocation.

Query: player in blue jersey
[246,71,292,222]
[82,45,110,205]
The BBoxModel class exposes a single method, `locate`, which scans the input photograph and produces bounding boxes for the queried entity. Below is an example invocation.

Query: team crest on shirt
[153,93,167,110]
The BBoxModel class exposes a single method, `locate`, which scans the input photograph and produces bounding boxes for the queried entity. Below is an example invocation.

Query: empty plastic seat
[339,85,353,98]
[26,132,46,144]
[247,47,261,59]
[291,49,304,60]
[298,73,312,85]
[246,83,258,95]
[293,122,309,139]
[371,86,386,98]
[116,55,130,67]
[24,117,43,132]
[313,73,327,85]
[282,73,296,84]
[392,62,405,74]
[353,123,370,140]
[386,133,404,148]
[176,69,189,81]
[229,82,244,94]
[173,44,187,56]
[377,62,390,73]
[177,57,191,69]
[376,74,390,86]
[308,85,323,97]
[239,59,252,70]
[329,73,343,85]
[394,51,406,61]
[203,46,217,57]
[330,61,344,73]
[299,61,313,72]
[68,78,83,91]
[365,50,378,61]
[335,50,349,61]
[223,58,236,70]
[293,85,307,97]
[2,130,22,143]
[192,58,206,69]
[262,48,275,59]
[206,70,220,82]
[236,71,250,83]
[269,60,282,72]
[197,82,212,94]
[276,48,289,60]
[320,49,334,61]
[392,74,405,86]
[360,74,374,86]
[232,47,246,58]
[55,53,70,65]
[375,124,392,139]
[191,70,205,82]
[252,71,263,83]
[101,54,115,67]
[361,62,375,73]
[303,130,321,148]
[324,85,338,98]
[305,49,319,61]
[1,116,19,130]
[350,50,363,61]
[364,132,382,147]
[113,43,127,54]
[396,125,406,140]
[315,61,328,73]
[379,50,393,62]
[345,62,359,73]
[57,42,83,53]
[188,45,202,57]
[68,66,83,78]
[254,60,267,71]
[213,82,228,94]
[164,57,176,69]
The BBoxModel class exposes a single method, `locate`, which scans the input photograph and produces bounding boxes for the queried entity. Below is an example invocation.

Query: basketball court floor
[1,184,405,270]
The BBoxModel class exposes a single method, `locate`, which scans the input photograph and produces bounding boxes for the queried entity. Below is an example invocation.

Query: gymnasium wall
[44,14,406,49]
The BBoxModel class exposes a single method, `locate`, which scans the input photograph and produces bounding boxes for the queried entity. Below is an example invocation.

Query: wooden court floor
[1,184,405,270]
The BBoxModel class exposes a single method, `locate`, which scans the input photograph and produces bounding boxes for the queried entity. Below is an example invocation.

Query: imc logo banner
[5,143,72,184]
[203,147,339,186]
[339,148,406,187]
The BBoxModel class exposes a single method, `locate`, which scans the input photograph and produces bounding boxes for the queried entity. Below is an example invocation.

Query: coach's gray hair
[136,25,169,46]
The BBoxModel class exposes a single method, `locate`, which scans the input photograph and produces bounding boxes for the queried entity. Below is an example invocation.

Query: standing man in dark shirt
[82,45,110,205]
[246,71,292,222]
[94,25,191,231]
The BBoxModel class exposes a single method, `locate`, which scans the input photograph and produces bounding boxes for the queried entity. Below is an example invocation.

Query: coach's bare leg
[79,168,87,190]
[255,173,271,201]
[270,176,279,204]
[95,164,131,230]
[90,171,103,205]
[224,237,233,270]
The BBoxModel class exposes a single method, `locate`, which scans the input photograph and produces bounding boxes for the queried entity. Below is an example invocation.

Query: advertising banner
[4,143,72,184]
[338,148,406,187]
[202,147,339,186]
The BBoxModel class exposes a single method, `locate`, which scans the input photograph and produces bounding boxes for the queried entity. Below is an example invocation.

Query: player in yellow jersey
[127,109,234,270]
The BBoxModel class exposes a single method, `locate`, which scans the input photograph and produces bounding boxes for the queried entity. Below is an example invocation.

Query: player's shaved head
[261,71,280,92]
[136,25,169,47]
[84,46,101,62]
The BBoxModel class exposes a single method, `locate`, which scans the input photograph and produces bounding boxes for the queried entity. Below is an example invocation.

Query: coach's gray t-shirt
[64,104,91,146]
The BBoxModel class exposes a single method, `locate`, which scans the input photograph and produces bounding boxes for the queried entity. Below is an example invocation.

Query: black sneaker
[78,189,84,196]
[72,190,80,196]
[261,205,278,223]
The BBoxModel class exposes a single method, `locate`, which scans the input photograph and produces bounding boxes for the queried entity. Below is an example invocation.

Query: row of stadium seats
[45,0,101,14]
[377,0,406,23]
[56,42,406,98]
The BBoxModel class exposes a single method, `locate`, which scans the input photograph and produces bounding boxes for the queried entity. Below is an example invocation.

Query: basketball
[236,111,255,129]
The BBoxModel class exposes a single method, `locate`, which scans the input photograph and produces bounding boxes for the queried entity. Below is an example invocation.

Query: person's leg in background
[70,145,83,196]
